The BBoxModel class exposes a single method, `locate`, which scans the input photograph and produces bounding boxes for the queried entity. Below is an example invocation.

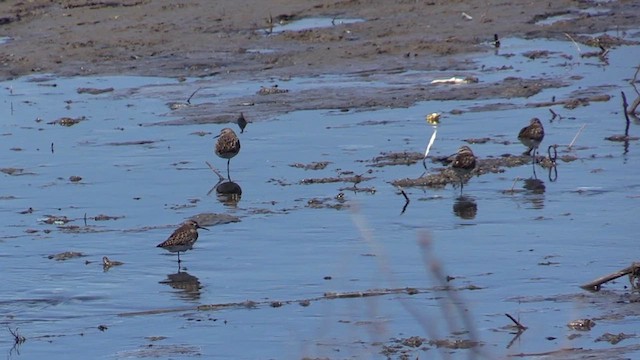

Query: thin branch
[186,87,202,104]
[564,33,581,53]
[628,96,640,115]
[568,124,586,149]
[205,161,225,182]
[621,91,631,137]
[8,326,26,345]
[630,64,640,97]
[505,313,527,331]
[423,126,438,159]
[398,187,410,214]
[510,177,520,192]
[580,262,640,291]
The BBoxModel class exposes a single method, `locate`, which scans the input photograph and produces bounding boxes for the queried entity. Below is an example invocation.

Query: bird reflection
[159,270,202,301]
[453,195,478,219]
[206,161,243,205]
[523,177,545,209]
[547,145,559,182]
[102,256,124,272]
[523,177,545,194]
[214,180,242,205]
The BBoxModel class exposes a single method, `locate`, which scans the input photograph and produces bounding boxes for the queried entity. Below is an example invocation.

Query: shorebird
[450,145,476,192]
[157,220,209,265]
[215,128,241,180]
[237,112,248,134]
[518,117,545,157]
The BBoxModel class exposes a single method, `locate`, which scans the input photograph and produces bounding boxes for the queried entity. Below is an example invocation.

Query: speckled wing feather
[452,146,476,172]
[215,128,241,159]
[518,118,544,154]
[157,222,198,249]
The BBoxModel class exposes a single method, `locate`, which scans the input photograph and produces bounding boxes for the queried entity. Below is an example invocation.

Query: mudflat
[1,0,636,80]
[0,1,637,122]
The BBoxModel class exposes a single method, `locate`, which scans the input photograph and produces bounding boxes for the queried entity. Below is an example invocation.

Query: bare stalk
[568,124,586,149]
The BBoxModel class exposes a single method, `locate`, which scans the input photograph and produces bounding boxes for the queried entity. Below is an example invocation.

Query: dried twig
[548,108,562,121]
[205,161,225,182]
[621,91,631,137]
[398,187,410,214]
[510,177,520,192]
[186,87,202,104]
[526,94,610,108]
[564,33,581,53]
[505,313,527,331]
[568,124,586,150]
[119,285,442,317]
[8,326,26,345]
[580,262,640,291]
[630,64,640,96]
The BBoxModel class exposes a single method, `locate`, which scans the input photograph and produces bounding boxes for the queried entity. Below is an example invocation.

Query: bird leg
[226,159,231,181]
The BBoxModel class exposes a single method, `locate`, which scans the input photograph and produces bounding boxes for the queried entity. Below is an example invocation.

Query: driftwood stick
[505,313,527,331]
[627,64,640,114]
[580,262,640,291]
[119,286,432,317]
[508,347,583,358]
[526,94,610,108]
[568,124,586,150]
[398,187,410,214]
[205,161,225,182]
[186,87,202,104]
[621,91,631,137]
[629,96,640,115]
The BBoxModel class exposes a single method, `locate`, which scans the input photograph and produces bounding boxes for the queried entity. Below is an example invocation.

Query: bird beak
[198,225,210,231]
[214,134,220,139]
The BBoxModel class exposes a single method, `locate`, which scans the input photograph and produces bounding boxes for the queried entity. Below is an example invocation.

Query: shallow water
[1,34,640,359]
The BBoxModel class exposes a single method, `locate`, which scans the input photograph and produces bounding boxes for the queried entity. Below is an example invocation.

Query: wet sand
[0,0,636,83]
[1,1,638,124]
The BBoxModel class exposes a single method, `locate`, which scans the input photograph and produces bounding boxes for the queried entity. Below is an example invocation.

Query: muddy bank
[1,0,637,81]
[0,1,638,122]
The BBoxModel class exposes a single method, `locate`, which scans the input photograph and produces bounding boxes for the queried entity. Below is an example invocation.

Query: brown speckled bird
[215,127,241,180]
[157,220,209,264]
[450,145,476,192]
[518,117,545,157]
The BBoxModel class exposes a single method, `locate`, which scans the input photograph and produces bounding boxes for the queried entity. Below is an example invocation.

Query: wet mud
[2,1,640,359]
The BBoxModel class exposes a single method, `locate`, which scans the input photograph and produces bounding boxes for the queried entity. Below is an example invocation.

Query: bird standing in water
[214,127,241,181]
[450,145,477,193]
[518,117,545,158]
[157,220,209,266]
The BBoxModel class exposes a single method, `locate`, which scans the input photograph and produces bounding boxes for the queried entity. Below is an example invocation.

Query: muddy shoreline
[1,1,638,122]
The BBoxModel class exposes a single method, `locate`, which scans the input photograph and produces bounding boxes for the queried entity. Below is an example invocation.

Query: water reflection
[214,180,242,206]
[547,145,558,182]
[102,256,124,272]
[159,271,202,301]
[452,195,478,220]
[523,177,545,209]
[548,164,558,182]
[523,177,545,194]
[205,160,243,205]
